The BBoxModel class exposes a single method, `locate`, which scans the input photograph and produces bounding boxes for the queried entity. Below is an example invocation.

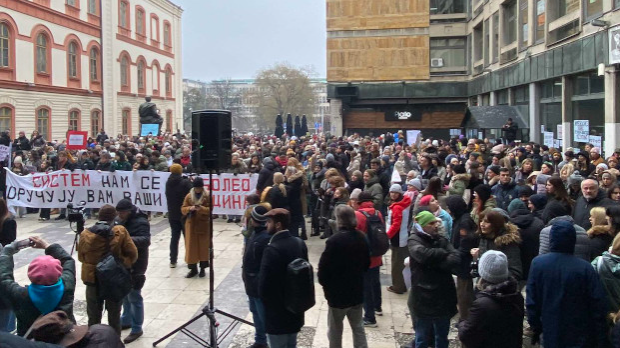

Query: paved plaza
[10,214,460,348]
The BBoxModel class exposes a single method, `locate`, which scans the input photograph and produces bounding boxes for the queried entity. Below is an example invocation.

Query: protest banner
[5,170,258,215]
[574,120,589,142]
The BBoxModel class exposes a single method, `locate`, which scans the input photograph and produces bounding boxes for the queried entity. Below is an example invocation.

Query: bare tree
[252,63,317,128]
[183,86,208,130]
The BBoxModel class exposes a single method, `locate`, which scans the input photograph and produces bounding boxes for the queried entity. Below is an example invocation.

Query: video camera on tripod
[67,201,86,234]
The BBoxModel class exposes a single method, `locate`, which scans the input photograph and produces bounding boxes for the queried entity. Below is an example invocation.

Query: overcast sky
[173,0,326,81]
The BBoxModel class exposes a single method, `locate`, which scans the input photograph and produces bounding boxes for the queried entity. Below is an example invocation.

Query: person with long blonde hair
[266,172,289,209]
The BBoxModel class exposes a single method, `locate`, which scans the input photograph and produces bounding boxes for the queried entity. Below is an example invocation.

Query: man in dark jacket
[258,208,309,347]
[446,196,478,320]
[242,206,271,348]
[526,220,609,348]
[509,204,544,287]
[501,118,518,144]
[458,251,524,348]
[256,157,277,194]
[13,131,31,152]
[0,237,76,336]
[94,152,114,172]
[318,205,370,348]
[165,164,192,268]
[491,168,518,211]
[115,199,151,344]
[96,130,109,146]
[573,179,616,230]
[408,211,460,348]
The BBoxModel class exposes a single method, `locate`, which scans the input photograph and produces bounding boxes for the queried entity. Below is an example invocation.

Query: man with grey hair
[572,178,616,230]
[318,205,370,348]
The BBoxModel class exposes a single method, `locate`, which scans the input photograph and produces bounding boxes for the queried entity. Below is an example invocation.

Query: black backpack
[361,210,389,256]
[96,229,133,302]
[283,237,315,314]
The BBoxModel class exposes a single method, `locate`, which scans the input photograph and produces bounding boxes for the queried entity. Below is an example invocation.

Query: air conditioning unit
[430,58,444,68]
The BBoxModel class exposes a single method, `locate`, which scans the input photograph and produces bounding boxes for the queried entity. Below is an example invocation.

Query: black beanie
[473,184,492,203]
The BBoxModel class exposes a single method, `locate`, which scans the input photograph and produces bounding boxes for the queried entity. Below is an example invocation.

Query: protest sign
[557,125,563,139]
[406,130,421,146]
[66,131,88,150]
[574,120,589,142]
[140,124,160,136]
[0,145,9,161]
[589,135,602,148]
[543,132,554,147]
[5,170,258,215]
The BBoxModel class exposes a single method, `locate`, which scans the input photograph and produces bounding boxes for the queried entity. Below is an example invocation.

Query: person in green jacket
[0,237,76,336]
[592,233,620,313]
[363,169,384,211]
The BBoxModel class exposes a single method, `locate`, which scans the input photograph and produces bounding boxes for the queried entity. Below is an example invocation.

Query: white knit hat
[478,250,509,284]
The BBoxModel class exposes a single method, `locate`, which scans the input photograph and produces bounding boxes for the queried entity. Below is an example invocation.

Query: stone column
[529,83,541,143]
[561,76,573,150]
[604,65,620,158]
[489,91,497,106]
[329,98,343,136]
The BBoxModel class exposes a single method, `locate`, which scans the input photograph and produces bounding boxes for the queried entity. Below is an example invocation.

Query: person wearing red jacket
[386,184,412,296]
[355,192,385,327]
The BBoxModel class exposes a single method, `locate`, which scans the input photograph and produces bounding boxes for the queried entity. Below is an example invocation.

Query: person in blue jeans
[242,206,271,348]
[116,199,151,344]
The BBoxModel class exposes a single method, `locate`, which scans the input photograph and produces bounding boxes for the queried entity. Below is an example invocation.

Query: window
[150,15,160,42]
[430,38,467,68]
[559,0,579,17]
[164,23,170,46]
[616,0,620,9]
[120,1,127,28]
[503,1,517,46]
[137,60,145,90]
[36,108,50,139]
[166,110,173,132]
[88,0,96,14]
[136,9,144,34]
[165,69,171,95]
[0,24,8,67]
[492,12,499,62]
[497,89,509,105]
[535,0,545,42]
[0,107,12,135]
[67,0,75,6]
[90,48,98,81]
[584,0,602,20]
[69,110,80,131]
[122,109,129,135]
[68,42,78,78]
[483,19,490,66]
[520,0,528,48]
[152,63,160,94]
[120,56,128,86]
[473,25,483,62]
[36,34,48,73]
[430,0,466,14]
[91,110,100,136]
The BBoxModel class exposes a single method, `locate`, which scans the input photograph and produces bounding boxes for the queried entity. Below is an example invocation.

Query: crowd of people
[2,127,620,347]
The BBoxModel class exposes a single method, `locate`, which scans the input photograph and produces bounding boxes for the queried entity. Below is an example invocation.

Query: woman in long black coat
[285,167,304,238]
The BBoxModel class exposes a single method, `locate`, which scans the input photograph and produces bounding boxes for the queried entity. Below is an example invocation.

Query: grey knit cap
[479,250,509,284]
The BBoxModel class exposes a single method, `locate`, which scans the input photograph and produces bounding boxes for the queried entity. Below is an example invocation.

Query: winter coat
[266,185,289,209]
[242,225,270,298]
[573,189,617,230]
[286,171,304,219]
[256,158,277,193]
[526,221,610,348]
[95,161,114,172]
[491,179,519,211]
[77,222,137,285]
[407,228,460,319]
[318,227,370,308]
[593,251,620,313]
[228,161,248,175]
[542,196,573,224]
[364,176,384,211]
[181,189,211,265]
[13,136,31,152]
[0,244,76,336]
[355,202,384,269]
[510,208,544,280]
[446,196,479,279]
[478,223,523,281]
[112,160,132,172]
[458,278,524,348]
[165,173,192,221]
[117,207,150,290]
[502,123,518,141]
[259,230,309,335]
[386,195,412,248]
[30,135,46,148]
[448,173,470,197]
[587,225,615,262]
[539,216,591,261]
[77,158,95,170]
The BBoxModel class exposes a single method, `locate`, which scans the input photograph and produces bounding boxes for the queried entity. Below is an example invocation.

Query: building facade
[182,78,331,133]
[0,0,182,142]
[327,0,620,156]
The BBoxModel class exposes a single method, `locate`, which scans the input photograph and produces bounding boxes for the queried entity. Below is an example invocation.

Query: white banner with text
[5,170,258,215]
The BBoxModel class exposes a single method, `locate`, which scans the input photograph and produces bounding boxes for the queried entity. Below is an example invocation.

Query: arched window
[137,60,145,90]
[36,34,48,73]
[68,110,80,131]
[151,61,160,95]
[36,108,50,139]
[68,41,78,78]
[165,69,171,96]
[119,1,128,28]
[166,110,173,132]
[0,107,12,135]
[91,110,100,136]
[88,0,96,14]
[89,48,98,81]
[120,56,128,86]
[122,109,130,135]
[136,8,144,35]
[0,23,9,67]
[163,22,171,46]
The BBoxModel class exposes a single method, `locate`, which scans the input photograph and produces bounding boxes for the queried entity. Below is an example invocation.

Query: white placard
[555,140,562,149]
[406,130,421,146]
[610,25,620,65]
[557,125,563,139]
[543,132,554,147]
[540,125,545,133]
[574,120,590,143]
[68,133,85,146]
[5,170,258,215]
[589,135,602,148]
[0,145,9,161]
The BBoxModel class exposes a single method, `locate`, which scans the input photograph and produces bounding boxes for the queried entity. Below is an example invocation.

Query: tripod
[153,169,253,347]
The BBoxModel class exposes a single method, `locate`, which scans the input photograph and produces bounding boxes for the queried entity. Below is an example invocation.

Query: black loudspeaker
[191,110,232,172]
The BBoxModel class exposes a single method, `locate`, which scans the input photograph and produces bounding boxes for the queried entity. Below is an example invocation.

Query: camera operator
[0,236,76,336]
[115,198,150,344]
[165,164,192,268]
[77,204,138,334]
